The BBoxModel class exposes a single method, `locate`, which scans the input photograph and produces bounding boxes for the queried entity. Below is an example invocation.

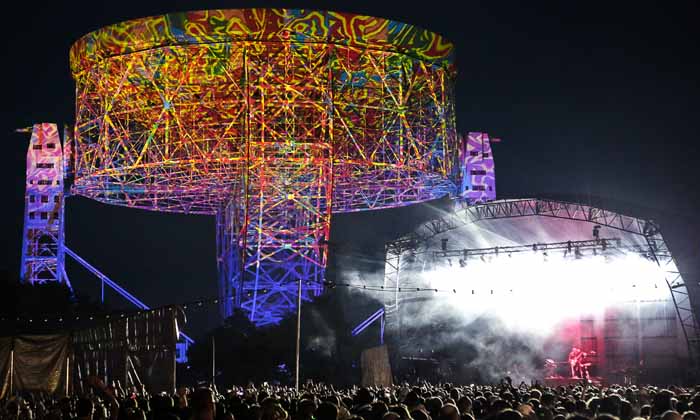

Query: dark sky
[2,0,699,325]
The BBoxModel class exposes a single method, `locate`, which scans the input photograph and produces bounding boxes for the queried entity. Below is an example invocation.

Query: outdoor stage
[378,199,697,385]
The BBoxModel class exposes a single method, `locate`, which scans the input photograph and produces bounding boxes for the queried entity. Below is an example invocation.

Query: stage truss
[384,198,700,367]
[433,237,626,260]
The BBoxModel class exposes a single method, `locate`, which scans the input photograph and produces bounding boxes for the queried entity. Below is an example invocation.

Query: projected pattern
[69,9,459,325]
[20,123,69,286]
[459,132,496,203]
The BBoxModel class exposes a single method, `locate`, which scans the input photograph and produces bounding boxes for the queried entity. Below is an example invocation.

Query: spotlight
[480,255,486,262]
[532,244,538,252]
[644,220,659,236]
[601,239,607,251]
[406,251,416,263]
[441,238,449,251]
[593,225,601,240]
[447,258,453,266]
[459,259,467,268]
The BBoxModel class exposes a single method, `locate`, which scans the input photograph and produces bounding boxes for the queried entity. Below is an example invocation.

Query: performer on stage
[568,346,583,378]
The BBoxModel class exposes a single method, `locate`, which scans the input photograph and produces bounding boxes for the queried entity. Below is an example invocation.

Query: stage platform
[542,376,604,387]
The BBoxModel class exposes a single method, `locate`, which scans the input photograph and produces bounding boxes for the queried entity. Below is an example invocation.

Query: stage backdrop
[0,335,71,398]
[1,307,180,397]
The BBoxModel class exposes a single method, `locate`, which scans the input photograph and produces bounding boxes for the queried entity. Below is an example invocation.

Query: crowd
[2,378,700,420]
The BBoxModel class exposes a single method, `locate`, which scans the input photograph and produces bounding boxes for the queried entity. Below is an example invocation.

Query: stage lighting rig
[406,251,416,263]
[643,220,660,236]
[441,238,449,252]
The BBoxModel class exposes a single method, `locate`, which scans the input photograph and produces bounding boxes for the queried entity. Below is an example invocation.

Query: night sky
[2,1,699,329]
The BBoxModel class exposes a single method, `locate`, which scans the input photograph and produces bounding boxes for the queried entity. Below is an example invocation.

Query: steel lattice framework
[384,198,700,366]
[20,124,70,286]
[68,9,459,325]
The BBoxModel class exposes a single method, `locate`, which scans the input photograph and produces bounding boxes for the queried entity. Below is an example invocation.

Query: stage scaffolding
[383,198,700,373]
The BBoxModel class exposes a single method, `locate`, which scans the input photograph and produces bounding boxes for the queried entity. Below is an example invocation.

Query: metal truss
[405,198,651,244]
[351,307,385,345]
[65,246,194,348]
[65,247,146,310]
[383,242,404,327]
[70,10,459,214]
[68,9,459,325]
[218,146,332,324]
[385,198,700,367]
[216,201,239,319]
[383,239,428,331]
[433,237,624,259]
[462,199,649,234]
[19,124,70,287]
[644,228,700,365]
